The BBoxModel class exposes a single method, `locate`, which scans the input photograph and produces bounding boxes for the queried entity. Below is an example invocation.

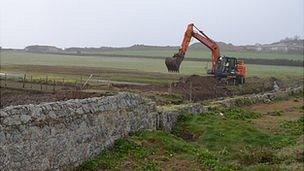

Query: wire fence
[1,72,195,102]
[0,73,113,93]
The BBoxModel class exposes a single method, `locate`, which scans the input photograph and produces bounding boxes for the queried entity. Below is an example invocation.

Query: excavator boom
[165,23,220,73]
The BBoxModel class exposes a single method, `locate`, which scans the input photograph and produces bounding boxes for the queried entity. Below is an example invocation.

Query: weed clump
[280,116,304,136]
[235,98,254,106]
[299,105,304,112]
[239,147,277,165]
[267,110,283,116]
[78,139,153,170]
[196,149,219,168]
[222,107,261,120]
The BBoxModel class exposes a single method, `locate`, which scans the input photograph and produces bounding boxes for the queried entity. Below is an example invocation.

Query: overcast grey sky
[0,0,303,48]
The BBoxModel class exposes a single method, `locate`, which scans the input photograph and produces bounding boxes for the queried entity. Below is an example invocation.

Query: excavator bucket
[165,53,184,72]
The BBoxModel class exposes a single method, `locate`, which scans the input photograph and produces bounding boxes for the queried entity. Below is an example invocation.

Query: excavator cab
[215,56,237,77]
[215,56,246,84]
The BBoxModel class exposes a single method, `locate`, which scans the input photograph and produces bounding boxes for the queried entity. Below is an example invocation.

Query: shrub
[223,108,261,120]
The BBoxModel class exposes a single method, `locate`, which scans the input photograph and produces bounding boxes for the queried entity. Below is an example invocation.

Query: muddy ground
[0,88,107,108]
[1,75,302,108]
[114,75,303,101]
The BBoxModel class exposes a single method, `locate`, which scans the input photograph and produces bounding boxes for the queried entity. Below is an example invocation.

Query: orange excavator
[165,23,247,84]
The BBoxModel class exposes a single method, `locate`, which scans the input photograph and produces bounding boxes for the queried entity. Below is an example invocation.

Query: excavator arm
[165,23,220,73]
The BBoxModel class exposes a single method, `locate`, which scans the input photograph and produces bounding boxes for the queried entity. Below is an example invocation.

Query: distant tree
[293,35,300,40]
[280,36,302,44]
[76,50,82,55]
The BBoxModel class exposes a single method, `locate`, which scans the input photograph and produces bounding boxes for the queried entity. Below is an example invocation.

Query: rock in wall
[157,103,208,132]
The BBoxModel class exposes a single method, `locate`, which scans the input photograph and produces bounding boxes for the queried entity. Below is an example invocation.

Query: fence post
[23,74,26,88]
[75,80,77,90]
[45,75,48,90]
[53,80,56,92]
[80,75,83,85]
[40,79,43,91]
[189,81,192,102]
[4,73,7,87]
[62,78,65,86]
[168,82,172,94]
[81,74,93,90]
[30,75,33,89]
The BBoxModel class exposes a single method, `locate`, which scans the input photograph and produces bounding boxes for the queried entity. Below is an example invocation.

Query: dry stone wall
[0,93,157,170]
[157,86,303,131]
[215,86,303,107]
[0,86,302,170]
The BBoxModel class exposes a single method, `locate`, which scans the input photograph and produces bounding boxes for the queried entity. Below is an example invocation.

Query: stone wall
[0,86,302,170]
[157,86,303,132]
[0,93,157,170]
[214,86,303,107]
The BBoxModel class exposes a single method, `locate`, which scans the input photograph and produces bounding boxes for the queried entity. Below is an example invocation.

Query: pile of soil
[171,75,230,101]
[0,88,104,108]
[113,75,297,102]
[114,75,232,101]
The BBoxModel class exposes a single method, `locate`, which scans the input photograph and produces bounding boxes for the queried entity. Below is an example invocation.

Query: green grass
[78,138,155,170]
[174,111,296,151]
[78,131,226,171]
[1,51,170,72]
[85,49,304,60]
[220,108,262,120]
[0,64,180,85]
[280,116,304,136]
[78,107,303,170]
[1,51,303,80]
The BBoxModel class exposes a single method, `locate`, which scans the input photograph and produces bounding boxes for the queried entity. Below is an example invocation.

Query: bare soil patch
[161,154,203,171]
[245,98,304,134]
[0,88,105,108]
[114,75,293,101]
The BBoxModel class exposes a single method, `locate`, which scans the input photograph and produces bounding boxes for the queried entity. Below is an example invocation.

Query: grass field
[1,51,303,84]
[84,49,304,60]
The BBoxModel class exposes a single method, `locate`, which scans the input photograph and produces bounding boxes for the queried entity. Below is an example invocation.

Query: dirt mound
[114,76,300,102]
[171,75,229,101]
[113,75,230,101]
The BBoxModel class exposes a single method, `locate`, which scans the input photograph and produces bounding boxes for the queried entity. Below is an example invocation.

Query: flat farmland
[1,51,303,84]
[84,49,304,60]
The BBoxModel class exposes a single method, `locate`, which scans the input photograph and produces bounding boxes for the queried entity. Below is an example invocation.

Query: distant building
[242,40,303,53]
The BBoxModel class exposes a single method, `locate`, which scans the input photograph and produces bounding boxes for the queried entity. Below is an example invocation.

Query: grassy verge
[78,104,303,170]
[78,131,224,171]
